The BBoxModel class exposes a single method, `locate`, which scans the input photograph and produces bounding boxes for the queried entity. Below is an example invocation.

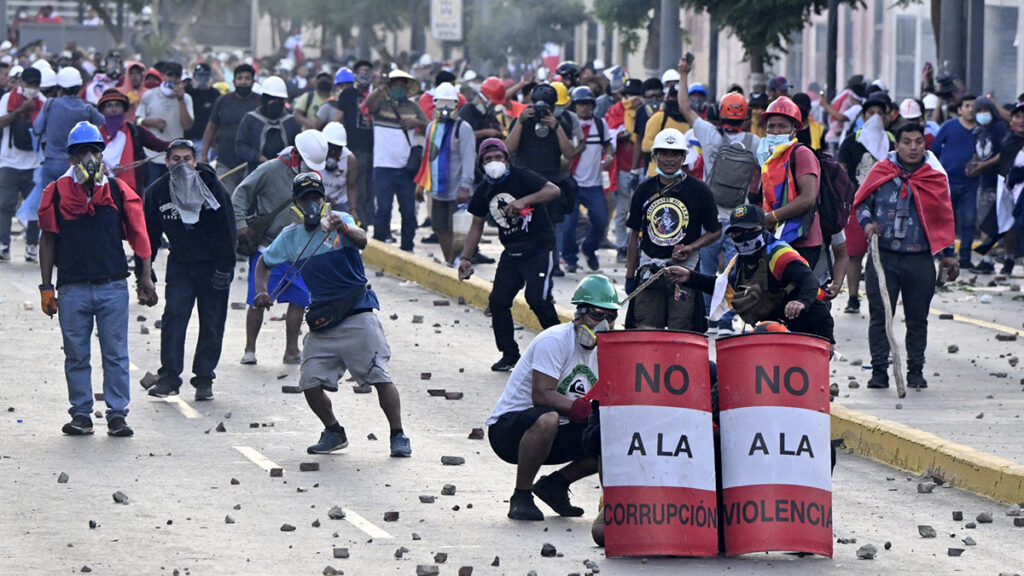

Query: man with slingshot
[253,172,411,457]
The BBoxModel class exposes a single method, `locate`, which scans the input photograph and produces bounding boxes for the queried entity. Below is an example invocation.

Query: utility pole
[658,0,680,74]
[826,0,838,101]
[938,0,966,84]
[966,0,984,93]
[708,16,718,96]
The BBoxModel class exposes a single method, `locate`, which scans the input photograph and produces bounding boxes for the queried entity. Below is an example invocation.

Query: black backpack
[814,149,855,239]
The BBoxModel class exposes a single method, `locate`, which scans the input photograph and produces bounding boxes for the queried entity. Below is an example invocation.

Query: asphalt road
[1,228,1023,575]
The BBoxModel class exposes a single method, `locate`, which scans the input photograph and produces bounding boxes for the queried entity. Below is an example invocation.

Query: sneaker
[471,252,495,265]
[844,297,860,314]
[706,322,719,335]
[507,492,545,521]
[564,262,578,274]
[907,371,928,389]
[422,232,439,244]
[107,416,134,437]
[61,415,94,435]
[616,249,627,263]
[867,369,889,389]
[194,382,214,401]
[584,251,600,272]
[24,244,38,262]
[532,474,584,517]
[0,244,10,262]
[491,354,520,372]
[970,261,995,274]
[420,217,432,229]
[307,427,349,454]
[148,380,180,398]
[389,432,412,457]
[240,351,257,365]
[717,322,737,336]
[1001,258,1015,276]
[282,353,301,365]
[352,383,373,394]
[551,266,565,278]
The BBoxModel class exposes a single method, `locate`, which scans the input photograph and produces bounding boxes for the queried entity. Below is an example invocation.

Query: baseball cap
[899,98,923,120]
[724,204,766,234]
[768,76,792,92]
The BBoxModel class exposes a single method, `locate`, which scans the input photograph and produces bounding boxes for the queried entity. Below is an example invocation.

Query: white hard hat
[31,59,52,71]
[922,93,939,111]
[278,58,294,72]
[251,81,262,95]
[8,65,22,78]
[0,40,12,51]
[651,128,689,153]
[661,69,681,84]
[417,53,433,67]
[323,122,348,147]
[899,98,922,120]
[261,75,288,99]
[461,70,478,83]
[432,82,459,102]
[295,130,328,171]
[39,68,57,89]
[57,67,83,88]
[387,69,415,82]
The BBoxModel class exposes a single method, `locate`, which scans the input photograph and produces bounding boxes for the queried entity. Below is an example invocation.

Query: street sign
[430,0,462,42]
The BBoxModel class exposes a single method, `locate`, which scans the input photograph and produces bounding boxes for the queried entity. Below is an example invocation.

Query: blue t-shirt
[262,212,379,308]
[34,96,105,163]
[930,118,977,185]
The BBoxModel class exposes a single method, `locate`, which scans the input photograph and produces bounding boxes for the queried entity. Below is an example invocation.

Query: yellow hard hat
[551,81,570,106]
[213,81,230,95]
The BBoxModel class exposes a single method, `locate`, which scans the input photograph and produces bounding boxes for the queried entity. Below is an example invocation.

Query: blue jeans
[373,167,416,251]
[17,159,66,225]
[159,259,231,388]
[559,185,608,265]
[699,214,736,324]
[57,279,131,420]
[613,170,634,250]
[949,180,978,265]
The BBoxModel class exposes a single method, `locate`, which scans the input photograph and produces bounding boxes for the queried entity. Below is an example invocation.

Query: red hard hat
[97,88,129,109]
[763,96,803,126]
[480,76,505,105]
[719,92,748,121]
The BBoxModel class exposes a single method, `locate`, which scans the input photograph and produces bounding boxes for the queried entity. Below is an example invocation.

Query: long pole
[870,235,907,399]
[826,0,838,101]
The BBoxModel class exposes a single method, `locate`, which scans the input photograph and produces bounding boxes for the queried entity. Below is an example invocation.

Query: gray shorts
[299,311,392,391]
[431,198,458,233]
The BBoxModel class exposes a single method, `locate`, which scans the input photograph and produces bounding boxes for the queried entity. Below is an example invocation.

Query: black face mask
[235,86,253,97]
[299,200,323,230]
[317,80,332,93]
[262,99,285,118]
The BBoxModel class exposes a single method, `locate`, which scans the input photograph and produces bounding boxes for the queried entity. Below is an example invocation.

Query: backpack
[813,149,854,239]
[706,132,758,209]
[54,176,128,239]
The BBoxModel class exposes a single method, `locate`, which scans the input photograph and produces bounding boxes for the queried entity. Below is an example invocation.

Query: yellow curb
[930,307,1024,337]
[363,240,575,332]
[363,239,1024,503]
[832,404,1024,504]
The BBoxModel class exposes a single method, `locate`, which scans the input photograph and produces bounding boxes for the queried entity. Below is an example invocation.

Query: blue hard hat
[335,66,354,85]
[688,82,707,96]
[66,121,105,153]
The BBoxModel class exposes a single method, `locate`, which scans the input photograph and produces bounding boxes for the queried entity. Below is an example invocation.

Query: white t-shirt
[573,117,613,187]
[0,92,43,170]
[323,147,352,205]
[692,117,760,219]
[138,89,194,165]
[487,323,599,426]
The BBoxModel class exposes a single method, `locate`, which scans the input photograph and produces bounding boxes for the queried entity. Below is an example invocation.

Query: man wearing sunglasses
[486,274,618,521]
[141,139,236,401]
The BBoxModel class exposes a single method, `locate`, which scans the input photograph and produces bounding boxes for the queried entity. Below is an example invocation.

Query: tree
[466,0,587,66]
[679,0,864,74]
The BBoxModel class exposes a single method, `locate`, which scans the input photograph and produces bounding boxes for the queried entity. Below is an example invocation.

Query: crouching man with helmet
[38,121,158,437]
[486,275,618,521]
[253,172,411,458]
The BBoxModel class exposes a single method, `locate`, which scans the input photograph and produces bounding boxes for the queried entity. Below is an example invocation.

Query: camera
[533,101,552,118]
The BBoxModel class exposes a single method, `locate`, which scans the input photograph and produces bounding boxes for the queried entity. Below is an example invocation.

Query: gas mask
[436,105,456,122]
[75,152,104,183]
[575,319,609,350]
[291,198,331,231]
[325,158,339,172]
[733,229,768,256]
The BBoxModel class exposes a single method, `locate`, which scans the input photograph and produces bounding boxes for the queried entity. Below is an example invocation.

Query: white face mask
[22,87,39,99]
[575,319,609,350]
[734,231,768,255]
[483,160,507,180]
[757,133,794,165]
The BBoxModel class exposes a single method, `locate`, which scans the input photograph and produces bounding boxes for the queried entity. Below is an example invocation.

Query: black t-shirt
[468,166,554,256]
[459,104,502,148]
[626,175,720,260]
[974,121,1008,189]
[337,87,373,152]
[509,115,572,182]
[185,86,221,140]
[208,92,259,166]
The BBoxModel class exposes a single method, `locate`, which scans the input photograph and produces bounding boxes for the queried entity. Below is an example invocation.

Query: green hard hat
[571,274,621,310]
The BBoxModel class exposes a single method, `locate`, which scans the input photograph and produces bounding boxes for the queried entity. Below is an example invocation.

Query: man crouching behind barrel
[485,275,619,521]
[664,204,834,342]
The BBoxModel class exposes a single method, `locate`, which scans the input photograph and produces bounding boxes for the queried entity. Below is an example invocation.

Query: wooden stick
[218,162,248,181]
[870,235,907,398]
[620,267,667,306]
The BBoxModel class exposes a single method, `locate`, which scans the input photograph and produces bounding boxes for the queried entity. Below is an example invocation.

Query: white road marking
[343,508,393,539]
[161,396,202,419]
[234,446,282,471]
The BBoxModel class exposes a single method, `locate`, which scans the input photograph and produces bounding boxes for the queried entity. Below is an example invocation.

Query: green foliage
[680,0,864,68]
[592,0,658,55]
[466,0,587,64]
